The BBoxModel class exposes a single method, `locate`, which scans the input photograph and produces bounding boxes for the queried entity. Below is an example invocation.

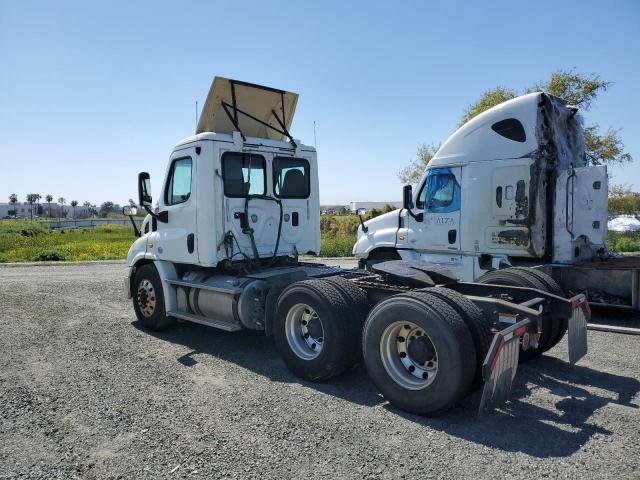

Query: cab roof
[175,132,315,152]
[429,93,543,168]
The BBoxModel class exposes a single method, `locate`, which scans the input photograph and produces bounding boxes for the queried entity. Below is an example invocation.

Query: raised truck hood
[196,77,298,141]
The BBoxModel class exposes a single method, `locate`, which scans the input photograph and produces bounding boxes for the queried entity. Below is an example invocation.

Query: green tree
[608,184,640,216]
[26,194,37,220]
[8,193,18,216]
[99,201,115,217]
[399,70,632,182]
[45,194,53,217]
[57,197,66,220]
[398,143,440,185]
[34,194,42,216]
[70,200,78,219]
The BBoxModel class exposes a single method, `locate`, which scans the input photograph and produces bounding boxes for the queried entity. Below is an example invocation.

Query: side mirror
[403,184,424,222]
[138,172,152,207]
[403,185,414,210]
[122,206,138,216]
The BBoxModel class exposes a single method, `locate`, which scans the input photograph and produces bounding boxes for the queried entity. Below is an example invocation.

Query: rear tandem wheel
[362,291,476,415]
[273,279,361,381]
[476,267,563,361]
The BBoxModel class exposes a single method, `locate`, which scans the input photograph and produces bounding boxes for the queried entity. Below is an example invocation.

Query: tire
[511,267,567,350]
[475,267,557,361]
[132,263,173,331]
[418,287,492,386]
[324,276,371,329]
[273,279,359,381]
[362,291,476,415]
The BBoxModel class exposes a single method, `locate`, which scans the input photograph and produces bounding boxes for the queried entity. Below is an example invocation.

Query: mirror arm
[358,214,368,233]
[142,205,169,224]
[128,215,141,237]
[406,209,424,222]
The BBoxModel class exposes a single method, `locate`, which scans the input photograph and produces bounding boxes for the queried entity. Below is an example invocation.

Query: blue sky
[1,0,639,206]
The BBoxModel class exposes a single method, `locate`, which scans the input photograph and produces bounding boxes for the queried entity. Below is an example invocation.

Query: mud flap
[478,319,532,415]
[568,294,589,364]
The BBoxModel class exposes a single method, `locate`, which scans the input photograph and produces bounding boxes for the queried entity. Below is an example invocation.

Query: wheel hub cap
[137,279,156,318]
[285,303,324,360]
[380,321,438,390]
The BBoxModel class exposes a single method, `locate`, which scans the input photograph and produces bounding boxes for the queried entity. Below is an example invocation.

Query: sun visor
[196,77,298,141]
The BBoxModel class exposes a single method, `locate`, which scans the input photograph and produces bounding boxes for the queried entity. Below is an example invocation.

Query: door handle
[187,233,195,254]
[448,229,457,244]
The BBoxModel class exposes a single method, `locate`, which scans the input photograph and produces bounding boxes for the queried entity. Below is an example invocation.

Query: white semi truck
[124,78,589,415]
[354,92,640,310]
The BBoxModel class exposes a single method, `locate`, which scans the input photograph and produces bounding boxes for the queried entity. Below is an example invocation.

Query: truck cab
[127,78,320,274]
[354,92,609,282]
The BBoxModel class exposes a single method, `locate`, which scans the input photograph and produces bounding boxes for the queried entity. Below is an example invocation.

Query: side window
[165,157,192,205]
[222,153,266,197]
[491,118,526,142]
[273,157,310,199]
[424,169,461,213]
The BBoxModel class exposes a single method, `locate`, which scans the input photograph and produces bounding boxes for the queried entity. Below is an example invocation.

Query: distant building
[0,202,90,219]
[349,201,402,213]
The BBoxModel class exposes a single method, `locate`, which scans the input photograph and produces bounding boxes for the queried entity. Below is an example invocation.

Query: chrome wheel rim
[137,279,156,318]
[285,303,324,360]
[379,321,438,390]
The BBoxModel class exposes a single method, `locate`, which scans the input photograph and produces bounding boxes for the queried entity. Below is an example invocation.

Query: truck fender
[152,260,179,313]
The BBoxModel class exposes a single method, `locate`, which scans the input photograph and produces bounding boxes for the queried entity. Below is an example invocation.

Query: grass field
[1,217,638,262]
[0,221,134,262]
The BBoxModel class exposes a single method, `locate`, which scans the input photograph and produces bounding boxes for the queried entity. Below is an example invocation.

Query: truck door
[158,148,198,263]
[410,167,462,252]
[221,151,280,259]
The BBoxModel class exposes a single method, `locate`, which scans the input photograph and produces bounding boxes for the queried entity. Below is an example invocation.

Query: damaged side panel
[488,161,542,254]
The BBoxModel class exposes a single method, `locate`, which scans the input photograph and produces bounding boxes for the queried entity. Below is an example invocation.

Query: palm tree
[34,194,42,217]
[45,195,53,217]
[70,200,78,219]
[26,194,36,221]
[8,194,18,217]
[57,197,66,220]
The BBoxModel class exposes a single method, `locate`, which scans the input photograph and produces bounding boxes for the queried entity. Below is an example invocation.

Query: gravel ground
[0,262,639,479]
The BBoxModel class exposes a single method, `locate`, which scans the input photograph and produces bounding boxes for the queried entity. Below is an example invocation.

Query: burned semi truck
[355,92,640,310]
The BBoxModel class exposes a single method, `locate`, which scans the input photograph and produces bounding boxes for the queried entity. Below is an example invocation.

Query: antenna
[313,120,317,149]
[195,101,199,130]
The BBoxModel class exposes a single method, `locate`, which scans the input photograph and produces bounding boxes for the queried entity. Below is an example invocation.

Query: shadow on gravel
[388,355,640,458]
[133,320,639,459]
[132,320,385,408]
